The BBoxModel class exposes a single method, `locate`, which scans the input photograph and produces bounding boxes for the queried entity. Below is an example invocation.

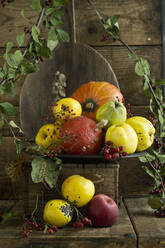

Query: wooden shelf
[0,198,165,248]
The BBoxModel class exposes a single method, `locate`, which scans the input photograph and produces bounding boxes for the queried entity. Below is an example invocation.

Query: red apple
[86,194,119,227]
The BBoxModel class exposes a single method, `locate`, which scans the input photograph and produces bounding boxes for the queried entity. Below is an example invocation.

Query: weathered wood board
[119,158,151,197]
[75,0,161,46]
[20,42,119,140]
[0,200,136,248]
[0,0,161,46]
[124,197,165,248]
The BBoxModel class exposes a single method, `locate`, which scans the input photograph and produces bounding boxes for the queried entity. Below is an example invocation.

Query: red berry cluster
[72,217,92,229]
[19,217,48,238]
[150,182,165,197]
[104,141,127,161]
[125,103,132,117]
[100,34,109,42]
[24,27,31,35]
[149,116,157,126]
[154,209,165,218]
[153,138,165,151]
[48,225,58,234]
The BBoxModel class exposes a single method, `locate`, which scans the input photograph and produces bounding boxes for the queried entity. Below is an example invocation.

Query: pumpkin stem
[86,102,94,109]
[95,119,108,132]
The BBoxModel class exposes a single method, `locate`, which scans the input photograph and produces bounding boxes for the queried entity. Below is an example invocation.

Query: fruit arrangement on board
[43,174,119,230]
[35,81,155,160]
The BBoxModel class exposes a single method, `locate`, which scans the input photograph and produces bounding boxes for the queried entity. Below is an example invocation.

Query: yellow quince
[35,123,61,149]
[126,116,155,151]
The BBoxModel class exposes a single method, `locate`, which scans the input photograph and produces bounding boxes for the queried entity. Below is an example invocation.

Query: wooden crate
[24,160,120,215]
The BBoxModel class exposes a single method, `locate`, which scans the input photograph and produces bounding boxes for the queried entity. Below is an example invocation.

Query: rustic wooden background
[0,0,162,200]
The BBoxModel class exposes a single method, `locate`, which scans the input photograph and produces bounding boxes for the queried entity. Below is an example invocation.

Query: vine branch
[86,0,165,118]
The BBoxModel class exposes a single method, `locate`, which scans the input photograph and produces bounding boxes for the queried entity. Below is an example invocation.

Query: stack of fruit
[43,174,119,230]
[35,81,155,158]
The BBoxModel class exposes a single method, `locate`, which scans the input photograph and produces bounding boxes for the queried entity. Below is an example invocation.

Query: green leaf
[157,154,165,164]
[0,85,5,96]
[30,0,42,11]
[111,15,120,25]
[161,132,165,138]
[14,50,24,64]
[52,0,67,7]
[53,9,65,19]
[48,27,58,41]
[28,42,33,53]
[155,79,165,86]
[31,156,62,188]
[3,63,7,74]
[20,61,38,75]
[111,24,120,35]
[31,25,40,44]
[0,102,19,116]
[9,120,23,134]
[6,42,13,54]
[21,9,29,22]
[14,138,22,155]
[0,135,3,144]
[139,153,155,163]
[16,32,25,47]
[142,165,155,178]
[1,211,19,224]
[0,67,4,78]
[35,42,52,58]
[158,109,164,127]
[47,39,58,51]
[50,16,63,26]
[8,68,16,79]
[47,27,59,51]
[135,58,150,77]
[46,8,55,15]
[160,166,165,176]
[4,50,23,68]
[148,197,164,210]
[129,53,139,61]
[57,29,70,42]
[8,82,16,98]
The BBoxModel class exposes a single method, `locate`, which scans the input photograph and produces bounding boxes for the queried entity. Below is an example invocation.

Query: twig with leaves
[0,0,70,153]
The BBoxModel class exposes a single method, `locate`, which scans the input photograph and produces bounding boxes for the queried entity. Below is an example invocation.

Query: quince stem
[95,119,108,132]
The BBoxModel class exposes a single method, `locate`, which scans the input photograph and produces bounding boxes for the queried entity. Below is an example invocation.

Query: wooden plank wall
[0,0,162,199]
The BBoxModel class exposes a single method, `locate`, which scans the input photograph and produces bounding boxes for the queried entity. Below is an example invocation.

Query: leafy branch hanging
[87,0,165,216]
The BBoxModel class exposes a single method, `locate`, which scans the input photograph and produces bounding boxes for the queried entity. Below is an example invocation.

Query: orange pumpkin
[71,81,124,120]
